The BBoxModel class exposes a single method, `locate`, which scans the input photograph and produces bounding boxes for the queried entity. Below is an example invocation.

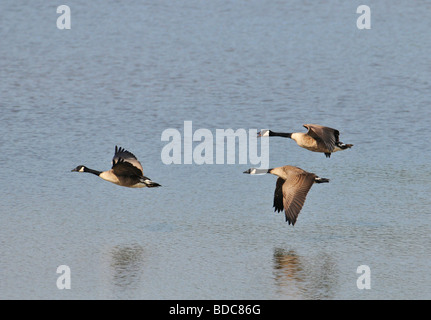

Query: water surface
[0,0,430,299]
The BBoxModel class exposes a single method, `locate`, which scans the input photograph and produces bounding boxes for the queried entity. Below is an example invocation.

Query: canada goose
[258,124,353,158]
[72,146,161,188]
[243,165,329,225]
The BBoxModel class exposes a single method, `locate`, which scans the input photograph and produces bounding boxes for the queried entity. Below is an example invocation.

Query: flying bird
[244,165,329,225]
[258,124,353,158]
[72,146,161,188]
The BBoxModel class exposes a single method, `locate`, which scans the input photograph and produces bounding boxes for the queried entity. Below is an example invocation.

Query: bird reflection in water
[273,248,338,299]
[109,244,145,290]
[273,248,305,298]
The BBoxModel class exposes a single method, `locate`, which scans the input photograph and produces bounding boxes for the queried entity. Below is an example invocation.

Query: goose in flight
[72,146,161,188]
[244,165,329,226]
[258,124,353,158]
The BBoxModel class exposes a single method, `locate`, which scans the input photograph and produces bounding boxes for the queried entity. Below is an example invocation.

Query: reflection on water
[273,249,305,299]
[109,244,144,291]
[273,248,338,300]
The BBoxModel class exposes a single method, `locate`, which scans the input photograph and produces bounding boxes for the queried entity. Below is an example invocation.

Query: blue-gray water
[1,0,430,299]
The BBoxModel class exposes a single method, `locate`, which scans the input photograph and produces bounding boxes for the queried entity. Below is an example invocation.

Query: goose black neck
[84,167,102,176]
[270,131,292,138]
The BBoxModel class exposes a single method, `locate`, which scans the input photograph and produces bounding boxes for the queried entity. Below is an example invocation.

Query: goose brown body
[259,124,353,158]
[244,165,329,225]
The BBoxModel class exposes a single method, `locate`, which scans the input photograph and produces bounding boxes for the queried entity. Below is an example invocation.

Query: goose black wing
[112,146,144,173]
[112,158,143,178]
[273,177,285,214]
[304,124,339,152]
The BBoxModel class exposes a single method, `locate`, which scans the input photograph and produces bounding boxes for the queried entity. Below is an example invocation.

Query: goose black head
[71,165,86,172]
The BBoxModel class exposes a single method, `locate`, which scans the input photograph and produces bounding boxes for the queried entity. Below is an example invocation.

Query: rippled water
[1,0,430,299]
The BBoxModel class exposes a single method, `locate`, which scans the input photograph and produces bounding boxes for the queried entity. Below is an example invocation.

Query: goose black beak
[243,169,251,174]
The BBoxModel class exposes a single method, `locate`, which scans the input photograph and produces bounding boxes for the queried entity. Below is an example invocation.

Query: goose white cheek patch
[260,130,270,137]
